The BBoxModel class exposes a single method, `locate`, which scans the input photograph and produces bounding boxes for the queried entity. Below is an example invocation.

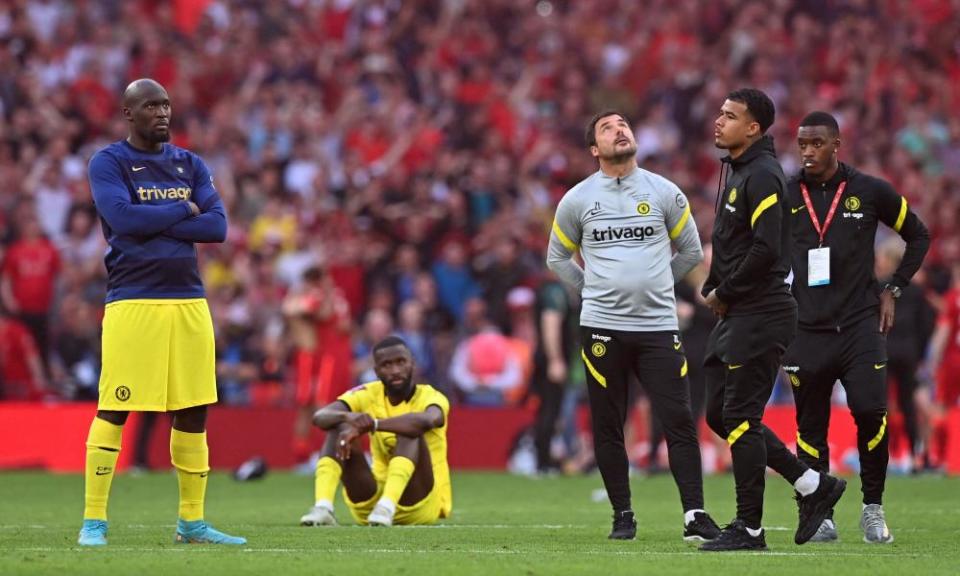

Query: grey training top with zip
[546,167,703,332]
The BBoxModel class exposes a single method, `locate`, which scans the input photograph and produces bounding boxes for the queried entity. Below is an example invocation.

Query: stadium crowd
[0,0,958,467]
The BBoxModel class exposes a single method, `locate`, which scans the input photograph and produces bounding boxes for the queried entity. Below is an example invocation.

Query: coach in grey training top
[546,163,703,331]
[544,110,719,543]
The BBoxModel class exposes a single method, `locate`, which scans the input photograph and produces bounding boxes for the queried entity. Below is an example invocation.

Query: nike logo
[95,467,112,476]
[199,472,208,478]
[791,205,806,214]
[132,166,147,172]
[673,342,682,351]
[728,364,744,370]
[874,363,886,370]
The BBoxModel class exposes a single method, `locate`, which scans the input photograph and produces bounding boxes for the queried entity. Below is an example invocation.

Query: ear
[590,145,600,159]
[747,121,761,139]
[122,106,133,122]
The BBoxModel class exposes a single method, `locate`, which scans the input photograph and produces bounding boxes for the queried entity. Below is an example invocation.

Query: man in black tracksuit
[699,89,846,552]
[783,111,930,544]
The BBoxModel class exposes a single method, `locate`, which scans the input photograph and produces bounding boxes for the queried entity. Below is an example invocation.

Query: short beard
[385,374,414,396]
[601,145,637,164]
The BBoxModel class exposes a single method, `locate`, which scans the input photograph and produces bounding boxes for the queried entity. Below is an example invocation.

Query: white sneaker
[367,499,396,527]
[809,518,838,542]
[860,504,893,544]
[300,505,337,526]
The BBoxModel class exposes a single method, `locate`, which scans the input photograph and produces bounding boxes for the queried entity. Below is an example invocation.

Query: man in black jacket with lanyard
[699,89,846,552]
[783,111,930,544]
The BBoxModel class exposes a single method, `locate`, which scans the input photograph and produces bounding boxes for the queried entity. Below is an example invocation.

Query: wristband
[373,418,378,432]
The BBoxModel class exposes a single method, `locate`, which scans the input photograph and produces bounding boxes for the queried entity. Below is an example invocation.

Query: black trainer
[699,519,767,552]
[683,511,721,542]
[608,510,637,540]
[795,473,847,544]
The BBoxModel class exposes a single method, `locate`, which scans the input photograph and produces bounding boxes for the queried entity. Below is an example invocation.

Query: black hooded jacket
[702,135,794,316]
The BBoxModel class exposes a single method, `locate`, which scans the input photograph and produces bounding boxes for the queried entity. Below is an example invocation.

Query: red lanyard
[800,181,846,247]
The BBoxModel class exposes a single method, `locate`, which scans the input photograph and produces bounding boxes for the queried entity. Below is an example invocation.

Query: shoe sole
[683,535,710,542]
[699,544,768,552]
[863,533,894,544]
[300,520,336,526]
[796,478,847,545]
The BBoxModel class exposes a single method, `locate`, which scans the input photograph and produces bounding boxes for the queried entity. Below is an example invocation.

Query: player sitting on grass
[300,336,452,526]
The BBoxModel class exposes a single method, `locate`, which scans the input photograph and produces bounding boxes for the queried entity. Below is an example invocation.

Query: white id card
[808,247,830,286]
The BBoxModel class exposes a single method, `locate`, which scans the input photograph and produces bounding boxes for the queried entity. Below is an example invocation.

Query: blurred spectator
[927,259,960,469]
[449,297,524,406]
[396,299,435,383]
[353,307,396,386]
[432,240,480,324]
[531,271,578,473]
[877,239,937,471]
[1,212,60,374]
[283,265,352,465]
[0,308,47,400]
[50,293,99,400]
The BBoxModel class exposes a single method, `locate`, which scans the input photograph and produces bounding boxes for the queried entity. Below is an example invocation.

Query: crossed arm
[89,152,226,243]
[312,400,445,459]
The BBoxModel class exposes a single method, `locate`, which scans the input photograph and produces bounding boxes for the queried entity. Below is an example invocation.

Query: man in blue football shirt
[78,78,244,546]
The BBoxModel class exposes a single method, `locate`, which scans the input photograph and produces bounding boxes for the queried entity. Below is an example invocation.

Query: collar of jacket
[721,134,777,167]
[801,161,847,188]
[597,164,640,185]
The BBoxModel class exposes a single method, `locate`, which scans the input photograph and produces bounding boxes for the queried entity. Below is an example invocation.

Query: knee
[705,409,725,438]
[96,410,129,426]
[852,409,887,429]
[394,435,422,464]
[172,405,208,433]
[658,406,695,436]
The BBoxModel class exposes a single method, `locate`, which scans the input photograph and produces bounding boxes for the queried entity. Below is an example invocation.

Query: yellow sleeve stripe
[669,203,692,240]
[750,194,779,228]
[797,433,820,459]
[893,197,908,233]
[552,219,578,252]
[727,420,750,445]
[581,349,606,388]
[680,358,688,378]
[867,413,887,451]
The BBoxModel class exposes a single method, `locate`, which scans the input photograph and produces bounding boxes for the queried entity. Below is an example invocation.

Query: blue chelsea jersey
[88,140,227,303]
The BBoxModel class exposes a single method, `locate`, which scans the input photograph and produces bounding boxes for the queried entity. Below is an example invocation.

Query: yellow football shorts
[344,481,443,526]
[98,298,218,411]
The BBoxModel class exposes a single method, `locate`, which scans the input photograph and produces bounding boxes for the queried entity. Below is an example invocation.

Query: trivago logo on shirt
[136,185,193,202]
[591,224,656,242]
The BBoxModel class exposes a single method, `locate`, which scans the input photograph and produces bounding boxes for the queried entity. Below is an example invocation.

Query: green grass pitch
[1,470,957,575]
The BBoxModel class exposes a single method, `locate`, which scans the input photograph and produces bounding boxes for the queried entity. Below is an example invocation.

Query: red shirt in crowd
[937,287,960,356]
[2,238,61,314]
[0,316,42,399]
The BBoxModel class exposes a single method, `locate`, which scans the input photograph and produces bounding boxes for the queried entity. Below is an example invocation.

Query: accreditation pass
[808,247,830,286]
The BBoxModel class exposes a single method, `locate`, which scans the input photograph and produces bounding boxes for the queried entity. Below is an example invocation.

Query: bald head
[122,78,167,108]
[122,78,171,150]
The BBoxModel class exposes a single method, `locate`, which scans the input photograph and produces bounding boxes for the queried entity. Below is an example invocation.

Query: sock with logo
[314,456,342,507]
[380,456,416,506]
[170,429,209,522]
[83,417,124,520]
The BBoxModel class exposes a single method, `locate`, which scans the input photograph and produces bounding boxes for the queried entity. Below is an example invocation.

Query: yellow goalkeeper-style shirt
[338,381,452,517]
